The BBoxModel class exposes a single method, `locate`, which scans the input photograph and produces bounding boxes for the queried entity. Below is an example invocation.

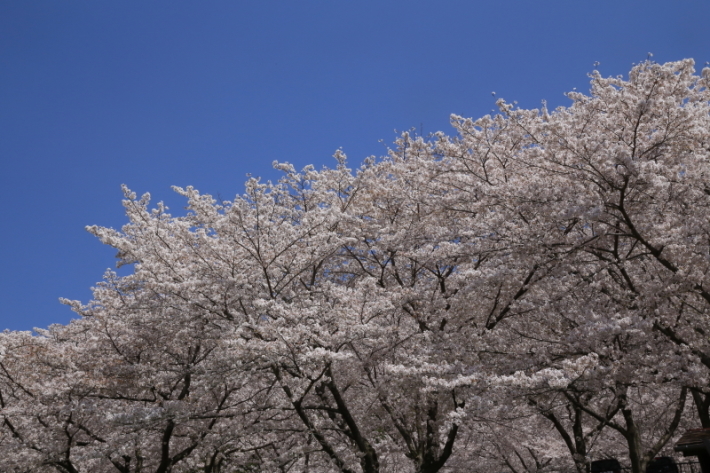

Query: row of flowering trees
[1,60,710,473]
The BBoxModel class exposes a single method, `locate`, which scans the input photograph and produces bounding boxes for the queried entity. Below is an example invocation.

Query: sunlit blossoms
[1,59,710,473]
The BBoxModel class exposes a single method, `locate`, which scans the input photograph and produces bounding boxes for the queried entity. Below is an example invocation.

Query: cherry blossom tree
[1,59,709,473]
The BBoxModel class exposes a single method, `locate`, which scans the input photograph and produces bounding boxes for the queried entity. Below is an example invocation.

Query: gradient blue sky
[1,1,709,331]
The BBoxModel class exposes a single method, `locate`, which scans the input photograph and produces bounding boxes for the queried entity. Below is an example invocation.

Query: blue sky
[1,1,709,331]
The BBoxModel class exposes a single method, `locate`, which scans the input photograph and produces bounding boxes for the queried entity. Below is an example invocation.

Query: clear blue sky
[1,1,709,331]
